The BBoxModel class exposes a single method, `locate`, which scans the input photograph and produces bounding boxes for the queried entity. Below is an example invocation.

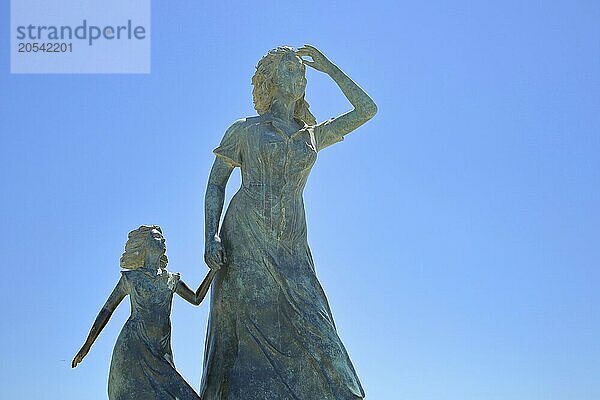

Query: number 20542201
[18,42,73,52]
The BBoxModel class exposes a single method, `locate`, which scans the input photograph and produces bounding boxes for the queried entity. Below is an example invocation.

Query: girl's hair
[251,46,317,125]
[120,225,168,270]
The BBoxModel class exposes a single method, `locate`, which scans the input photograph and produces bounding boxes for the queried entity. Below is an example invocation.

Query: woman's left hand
[296,44,335,75]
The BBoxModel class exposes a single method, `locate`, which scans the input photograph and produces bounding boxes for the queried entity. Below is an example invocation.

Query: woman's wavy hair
[120,225,168,270]
[251,46,317,125]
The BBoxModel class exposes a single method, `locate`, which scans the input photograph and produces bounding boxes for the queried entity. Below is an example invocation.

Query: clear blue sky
[1,1,599,399]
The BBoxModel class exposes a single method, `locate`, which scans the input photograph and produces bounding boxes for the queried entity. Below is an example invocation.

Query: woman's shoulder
[226,115,263,133]
[219,116,267,147]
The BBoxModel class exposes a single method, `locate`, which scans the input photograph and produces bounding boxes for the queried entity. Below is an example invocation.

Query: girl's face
[275,52,307,101]
[147,228,166,256]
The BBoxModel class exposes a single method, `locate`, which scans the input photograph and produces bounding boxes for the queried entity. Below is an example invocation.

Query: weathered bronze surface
[201,45,377,400]
[73,225,213,400]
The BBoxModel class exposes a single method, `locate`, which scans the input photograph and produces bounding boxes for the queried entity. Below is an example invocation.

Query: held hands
[205,236,227,270]
[296,44,336,75]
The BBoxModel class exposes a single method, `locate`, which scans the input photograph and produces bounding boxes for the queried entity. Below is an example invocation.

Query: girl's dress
[108,268,201,400]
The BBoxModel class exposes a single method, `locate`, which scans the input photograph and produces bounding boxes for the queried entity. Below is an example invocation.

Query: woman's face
[147,228,166,256]
[275,52,307,101]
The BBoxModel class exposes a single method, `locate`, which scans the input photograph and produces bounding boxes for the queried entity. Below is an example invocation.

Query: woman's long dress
[108,269,201,400]
[200,115,365,400]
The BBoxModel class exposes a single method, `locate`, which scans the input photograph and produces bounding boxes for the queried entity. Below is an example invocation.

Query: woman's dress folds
[108,270,201,400]
[200,116,364,400]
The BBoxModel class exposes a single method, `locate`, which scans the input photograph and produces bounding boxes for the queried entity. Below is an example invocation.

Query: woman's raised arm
[72,276,127,368]
[296,44,377,151]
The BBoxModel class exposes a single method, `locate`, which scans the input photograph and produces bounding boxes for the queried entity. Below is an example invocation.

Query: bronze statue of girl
[73,225,214,400]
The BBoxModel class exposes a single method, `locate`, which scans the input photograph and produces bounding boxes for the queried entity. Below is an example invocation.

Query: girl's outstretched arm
[175,270,217,306]
[72,276,127,368]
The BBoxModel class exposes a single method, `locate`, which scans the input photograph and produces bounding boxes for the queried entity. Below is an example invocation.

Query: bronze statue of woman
[202,45,377,400]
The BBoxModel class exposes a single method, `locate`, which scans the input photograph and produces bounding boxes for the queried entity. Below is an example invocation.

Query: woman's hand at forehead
[296,44,335,74]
